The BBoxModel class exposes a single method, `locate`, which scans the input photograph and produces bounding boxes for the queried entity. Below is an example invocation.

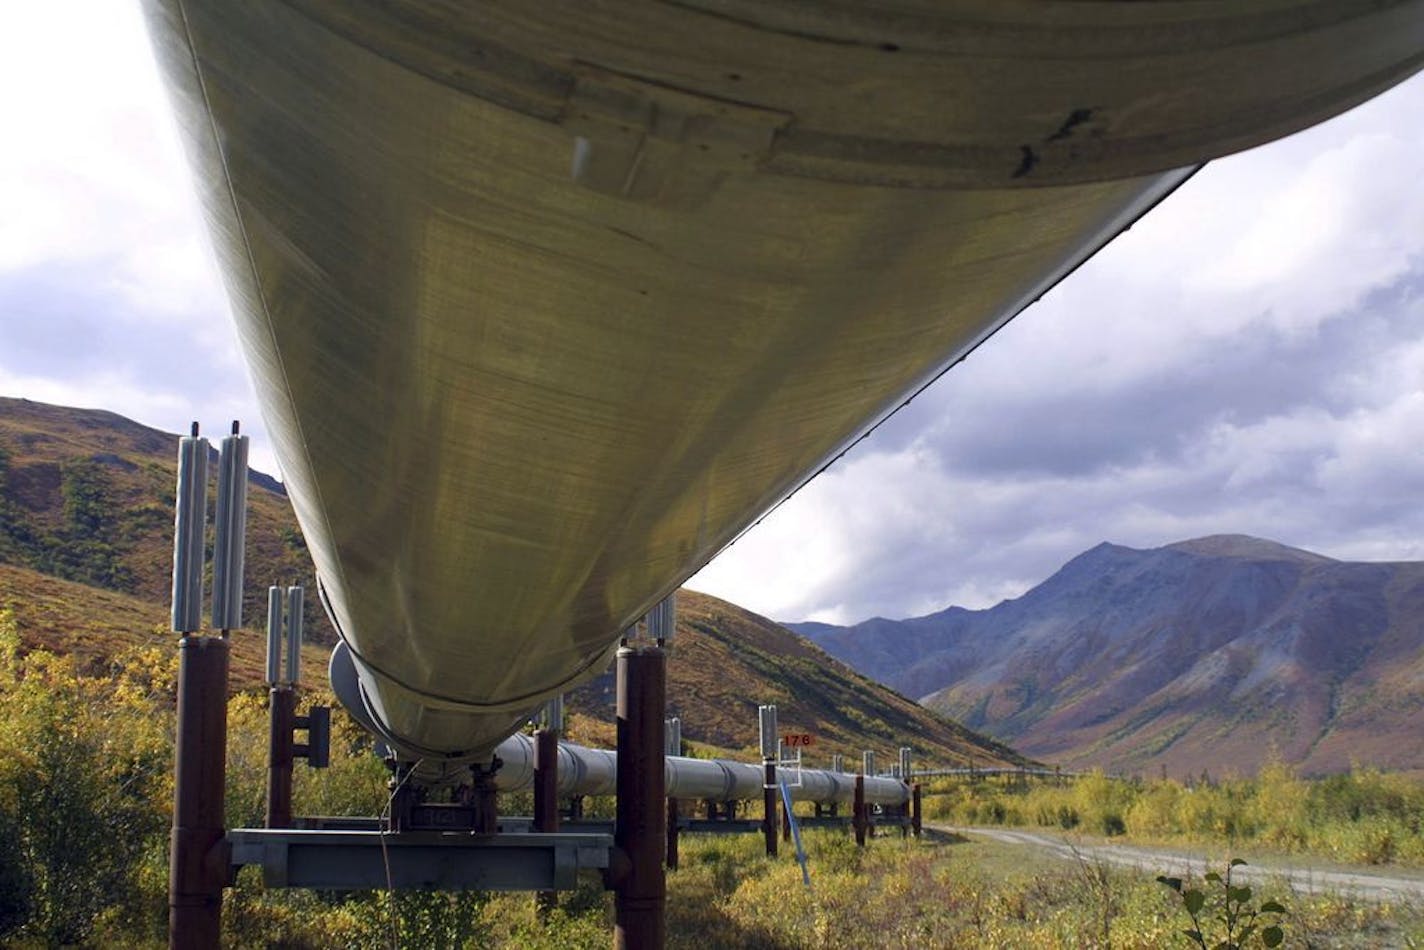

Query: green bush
[0,611,169,944]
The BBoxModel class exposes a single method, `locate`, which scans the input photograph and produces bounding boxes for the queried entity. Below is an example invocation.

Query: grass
[2,605,1421,948]
[193,828,1424,948]
[483,829,1424,950]
[922,765,1424,870]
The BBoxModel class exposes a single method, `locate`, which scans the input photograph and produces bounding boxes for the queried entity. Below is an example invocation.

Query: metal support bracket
[228,829,612,892]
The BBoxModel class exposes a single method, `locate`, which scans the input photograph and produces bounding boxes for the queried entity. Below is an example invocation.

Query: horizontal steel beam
[228,829,611,891]
[678,818,763,835]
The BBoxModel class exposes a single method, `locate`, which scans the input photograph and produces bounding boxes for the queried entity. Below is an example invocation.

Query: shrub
[0,611,170,943]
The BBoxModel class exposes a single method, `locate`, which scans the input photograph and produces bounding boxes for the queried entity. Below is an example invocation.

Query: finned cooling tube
[210,423,249,631]
[170,425,208,633]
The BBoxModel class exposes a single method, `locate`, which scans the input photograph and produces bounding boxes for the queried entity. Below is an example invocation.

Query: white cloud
[0,4,184,266]
[0,1,263,470]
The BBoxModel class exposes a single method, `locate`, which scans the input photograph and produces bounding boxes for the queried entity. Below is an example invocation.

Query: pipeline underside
[140,1,1424,771]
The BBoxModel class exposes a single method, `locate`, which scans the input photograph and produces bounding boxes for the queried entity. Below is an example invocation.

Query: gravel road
[943,826,1424,902]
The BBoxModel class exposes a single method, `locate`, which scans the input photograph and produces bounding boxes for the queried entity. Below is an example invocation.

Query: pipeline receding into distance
[330,641,905,803]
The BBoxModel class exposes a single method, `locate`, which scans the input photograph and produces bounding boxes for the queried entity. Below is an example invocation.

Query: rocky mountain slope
[792,535,1424,776]
[0,396,1027,769]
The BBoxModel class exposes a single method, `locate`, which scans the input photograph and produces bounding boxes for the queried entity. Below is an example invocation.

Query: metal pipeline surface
[493,732,910,807]
[331,640,905,802]
[142,1,1424,768]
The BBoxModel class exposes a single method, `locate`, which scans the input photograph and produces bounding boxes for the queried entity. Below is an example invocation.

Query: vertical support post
[534,723,559,912]
[265,686,295,829]
[758,704,778,858]
[533,728,560,834]
[169,635,229,950]
[912,783,922,837]
[665,797,679,870]
[762,761,779,858]
[664,715,680,870]
[265,585,302,829]
[614,645,666,950]
[853,774,867,847]
[472,762,500,835]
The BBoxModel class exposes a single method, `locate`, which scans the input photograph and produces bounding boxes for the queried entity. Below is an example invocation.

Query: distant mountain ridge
[791,535,1424,776]
[0,396,1027,769]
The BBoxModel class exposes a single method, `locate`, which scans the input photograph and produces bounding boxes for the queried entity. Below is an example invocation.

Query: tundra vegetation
[922,765,1424,867]
[2,608,1423,947]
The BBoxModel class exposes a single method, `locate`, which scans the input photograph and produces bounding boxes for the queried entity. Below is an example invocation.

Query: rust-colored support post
[472,763,499,835]
[665,798,679,870]
[762,761,779,857]
[265,685,295,828]
[853,775,867,847]
[534,726,559,911]
[614,644,666,950]
[912,784,922,837]
[169,636,230,950]
[534,727,560,833]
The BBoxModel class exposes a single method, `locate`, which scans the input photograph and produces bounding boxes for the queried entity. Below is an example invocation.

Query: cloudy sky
[4,5,1422,627]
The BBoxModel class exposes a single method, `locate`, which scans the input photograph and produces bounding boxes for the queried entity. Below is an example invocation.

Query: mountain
[570,589,1027,765]
[0,396,332,641]
[0,397,1026,769]
[791,536,1424,777]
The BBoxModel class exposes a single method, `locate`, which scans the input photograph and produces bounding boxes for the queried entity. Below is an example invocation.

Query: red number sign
[782,733,815,748]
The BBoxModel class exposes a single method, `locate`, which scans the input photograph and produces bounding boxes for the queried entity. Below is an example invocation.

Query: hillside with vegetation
[795,536,1424,777]
[0,396,1024,768]
[0,397,330,640]
[572,590,1026,765]
[803,538,1424,774]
